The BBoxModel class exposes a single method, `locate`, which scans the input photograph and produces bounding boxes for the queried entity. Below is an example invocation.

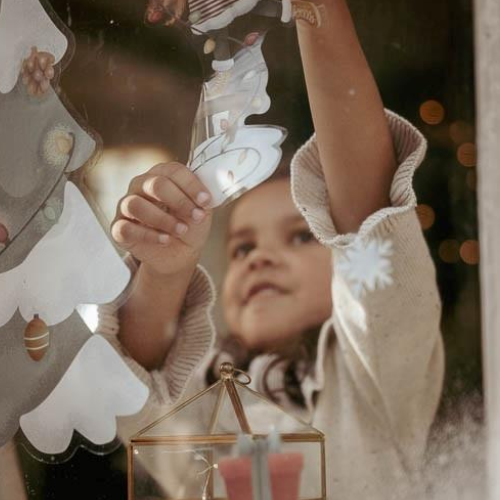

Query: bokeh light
[420,100,445,125]
[416,204,436,230]
[460,240,480,265]
[457,142,477,167]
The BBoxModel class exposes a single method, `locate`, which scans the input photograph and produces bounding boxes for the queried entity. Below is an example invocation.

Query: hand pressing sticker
[21,47,56,97]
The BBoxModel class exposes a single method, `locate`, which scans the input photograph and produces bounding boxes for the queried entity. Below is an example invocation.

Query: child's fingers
[129,172,208,225]
[111,219,171,250]
[148,162,212,208]
[119,195,189,238]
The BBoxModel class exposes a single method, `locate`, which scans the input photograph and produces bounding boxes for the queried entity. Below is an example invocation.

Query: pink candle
[219,456,253,500]
[268,453,304,500]
[219,452,304,500]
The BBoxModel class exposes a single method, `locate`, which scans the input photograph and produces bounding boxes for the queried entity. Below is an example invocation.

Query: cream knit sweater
[97,110,444,500]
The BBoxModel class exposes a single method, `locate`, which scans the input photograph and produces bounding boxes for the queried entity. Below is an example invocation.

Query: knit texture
[95,110,444,499]
[290,109,427,247]
[290,110,443,499]
[97,256,216,406]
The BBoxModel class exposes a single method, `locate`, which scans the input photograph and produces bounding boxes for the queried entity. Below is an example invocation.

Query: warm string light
[460,240,480,265]
[419,100,445,125]
[416,204,436,230]
[417,111,479,266]
[438,239,479,265]
[457,142,477,167]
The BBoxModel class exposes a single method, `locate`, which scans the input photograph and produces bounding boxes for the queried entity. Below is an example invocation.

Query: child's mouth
[245,283,287,304]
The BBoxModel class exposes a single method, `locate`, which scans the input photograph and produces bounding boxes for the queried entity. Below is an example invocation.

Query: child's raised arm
[296,0,397,233]
[291,5,444,490]
[110,163,213,371]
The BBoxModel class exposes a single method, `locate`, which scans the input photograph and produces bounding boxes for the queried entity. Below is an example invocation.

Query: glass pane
[133,440,322,500]
[1,0,482,499]
[138,383,225,438]
[232,384,319,436]
[133,443,217,499]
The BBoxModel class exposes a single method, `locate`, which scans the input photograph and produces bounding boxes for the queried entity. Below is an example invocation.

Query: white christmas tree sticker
[20,336,149,455]
[337,237,394,298]
[0,0,149,460]
[0,0,68,94]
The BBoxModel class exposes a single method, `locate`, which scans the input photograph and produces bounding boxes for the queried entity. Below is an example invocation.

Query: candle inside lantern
[268,453,304,500]
[219,452,304,500]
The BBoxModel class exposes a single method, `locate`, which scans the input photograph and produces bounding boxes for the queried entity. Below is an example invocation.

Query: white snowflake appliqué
[337,237,394,298]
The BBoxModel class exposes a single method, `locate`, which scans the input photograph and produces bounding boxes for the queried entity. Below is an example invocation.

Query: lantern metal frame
[128,363,326,500]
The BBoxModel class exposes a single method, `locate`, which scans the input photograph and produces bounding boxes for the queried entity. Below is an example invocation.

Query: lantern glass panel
[131,440,323,500]
[136,381,321,439]
[130,372,325,500]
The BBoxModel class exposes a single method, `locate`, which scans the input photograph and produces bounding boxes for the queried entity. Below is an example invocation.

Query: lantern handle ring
[234,368,252,385]
[219,362,252,385]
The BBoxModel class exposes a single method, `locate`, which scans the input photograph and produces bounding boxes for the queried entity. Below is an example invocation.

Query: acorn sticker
[24,315,50,361]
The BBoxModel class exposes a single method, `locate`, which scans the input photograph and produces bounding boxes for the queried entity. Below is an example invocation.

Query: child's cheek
[222,272,240,310]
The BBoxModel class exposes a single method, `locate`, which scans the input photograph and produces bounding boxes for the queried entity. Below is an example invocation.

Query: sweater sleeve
[96,255,217,407]
[291,110,445,467]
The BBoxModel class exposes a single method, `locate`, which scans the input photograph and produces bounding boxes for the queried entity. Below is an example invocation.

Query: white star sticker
[337,237,394,298]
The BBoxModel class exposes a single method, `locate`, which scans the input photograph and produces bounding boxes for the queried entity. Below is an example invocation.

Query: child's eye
[291,229,315,246]
[231,242,255,260]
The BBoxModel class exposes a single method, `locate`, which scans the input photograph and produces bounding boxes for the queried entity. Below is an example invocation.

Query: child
[102,0,444,498]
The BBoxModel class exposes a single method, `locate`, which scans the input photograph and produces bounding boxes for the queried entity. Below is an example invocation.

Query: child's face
[222,178,332,351]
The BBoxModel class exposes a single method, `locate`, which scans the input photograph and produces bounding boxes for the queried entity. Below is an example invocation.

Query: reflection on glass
[2,0,482,499]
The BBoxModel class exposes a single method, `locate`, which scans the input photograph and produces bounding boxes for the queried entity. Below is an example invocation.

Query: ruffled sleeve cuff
[96,255,216,405]
[290,109,427,247]
[160,265,216,401]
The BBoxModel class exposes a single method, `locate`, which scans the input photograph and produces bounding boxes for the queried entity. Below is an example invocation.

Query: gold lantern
[129,363,326,500]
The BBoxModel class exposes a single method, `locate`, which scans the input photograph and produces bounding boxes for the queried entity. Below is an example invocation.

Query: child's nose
[247,248,280,271]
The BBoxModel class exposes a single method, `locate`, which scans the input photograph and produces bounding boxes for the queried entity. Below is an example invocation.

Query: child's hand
[111,162,213,277]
